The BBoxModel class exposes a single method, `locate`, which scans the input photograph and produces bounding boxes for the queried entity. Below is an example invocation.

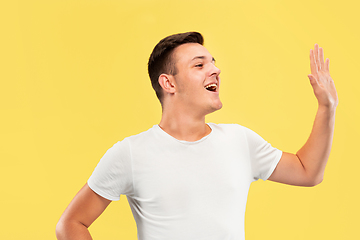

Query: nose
[210,64,221,77]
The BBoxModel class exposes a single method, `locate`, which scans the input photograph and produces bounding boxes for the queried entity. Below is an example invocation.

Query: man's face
[171,43,222,115]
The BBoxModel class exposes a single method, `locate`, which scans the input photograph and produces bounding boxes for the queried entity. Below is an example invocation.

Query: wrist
[317,96,339,112]
[318,104,337,118]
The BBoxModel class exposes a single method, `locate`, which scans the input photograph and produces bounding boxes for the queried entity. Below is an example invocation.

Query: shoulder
[99,126,157,157]
[208,123,249,134]
[208,123,264,144]
[207,123,250,144]
[121,125,157,142]
[121,125,165,152]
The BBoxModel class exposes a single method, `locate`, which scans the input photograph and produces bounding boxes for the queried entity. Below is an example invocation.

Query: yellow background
[1,0,359,239]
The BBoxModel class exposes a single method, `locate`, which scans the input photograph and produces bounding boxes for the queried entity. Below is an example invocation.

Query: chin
[209,101,223,113]
[216,103,223,111]
[215,99,223,109]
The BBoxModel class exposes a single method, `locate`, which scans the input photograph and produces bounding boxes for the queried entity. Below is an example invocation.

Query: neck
[159,106,211,142]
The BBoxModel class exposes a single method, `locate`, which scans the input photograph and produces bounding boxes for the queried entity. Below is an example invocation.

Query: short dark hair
[148,32,204,103]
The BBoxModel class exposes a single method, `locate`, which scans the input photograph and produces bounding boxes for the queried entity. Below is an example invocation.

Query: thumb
[308,74,318,87]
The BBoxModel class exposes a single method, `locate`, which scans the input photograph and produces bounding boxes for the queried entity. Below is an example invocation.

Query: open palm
[308,44,338,108]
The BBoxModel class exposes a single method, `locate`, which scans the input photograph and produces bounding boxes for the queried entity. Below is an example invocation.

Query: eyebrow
[191,56,216,63]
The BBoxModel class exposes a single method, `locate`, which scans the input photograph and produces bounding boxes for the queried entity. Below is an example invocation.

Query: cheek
[176,72,205,95]
[186,72,206,87]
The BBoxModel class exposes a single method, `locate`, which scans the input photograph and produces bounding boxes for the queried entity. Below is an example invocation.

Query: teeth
[205,83,217,89]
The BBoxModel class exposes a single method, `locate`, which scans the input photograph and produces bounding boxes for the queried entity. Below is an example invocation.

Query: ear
[158,73,176,94]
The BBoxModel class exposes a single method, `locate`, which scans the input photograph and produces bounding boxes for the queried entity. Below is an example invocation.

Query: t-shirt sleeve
[87,139,133,201]
[243,127,283,181]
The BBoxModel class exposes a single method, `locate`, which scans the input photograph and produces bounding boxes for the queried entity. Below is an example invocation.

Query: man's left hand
[308,44,339,109]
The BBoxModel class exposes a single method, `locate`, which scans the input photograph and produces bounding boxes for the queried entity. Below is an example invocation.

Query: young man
[56,32,338,240]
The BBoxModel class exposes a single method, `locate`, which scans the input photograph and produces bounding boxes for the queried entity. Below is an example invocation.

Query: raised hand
[308,44,338,109]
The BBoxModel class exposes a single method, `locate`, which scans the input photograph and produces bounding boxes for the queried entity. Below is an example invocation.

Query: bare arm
[56,183,112,240]
[268,44,338,186]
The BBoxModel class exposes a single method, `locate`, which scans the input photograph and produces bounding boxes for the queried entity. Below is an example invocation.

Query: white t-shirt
[88,123,282,240]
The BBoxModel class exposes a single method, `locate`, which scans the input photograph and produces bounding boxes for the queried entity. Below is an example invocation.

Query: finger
[314,44,320,71]
[319,47,325,70]
[310,49,318,75]
[308,74,319,88]
[325,58,330,72]
[308,74,323,93]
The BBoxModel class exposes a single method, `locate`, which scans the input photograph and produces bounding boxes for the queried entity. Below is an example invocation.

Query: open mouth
[204,83,217,92]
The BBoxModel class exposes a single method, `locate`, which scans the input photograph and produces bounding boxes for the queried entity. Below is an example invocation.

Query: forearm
[56,219,93,240]
[296,105,336,184]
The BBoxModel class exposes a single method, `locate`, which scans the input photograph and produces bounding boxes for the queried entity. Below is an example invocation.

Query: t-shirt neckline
[154,123,214,144]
